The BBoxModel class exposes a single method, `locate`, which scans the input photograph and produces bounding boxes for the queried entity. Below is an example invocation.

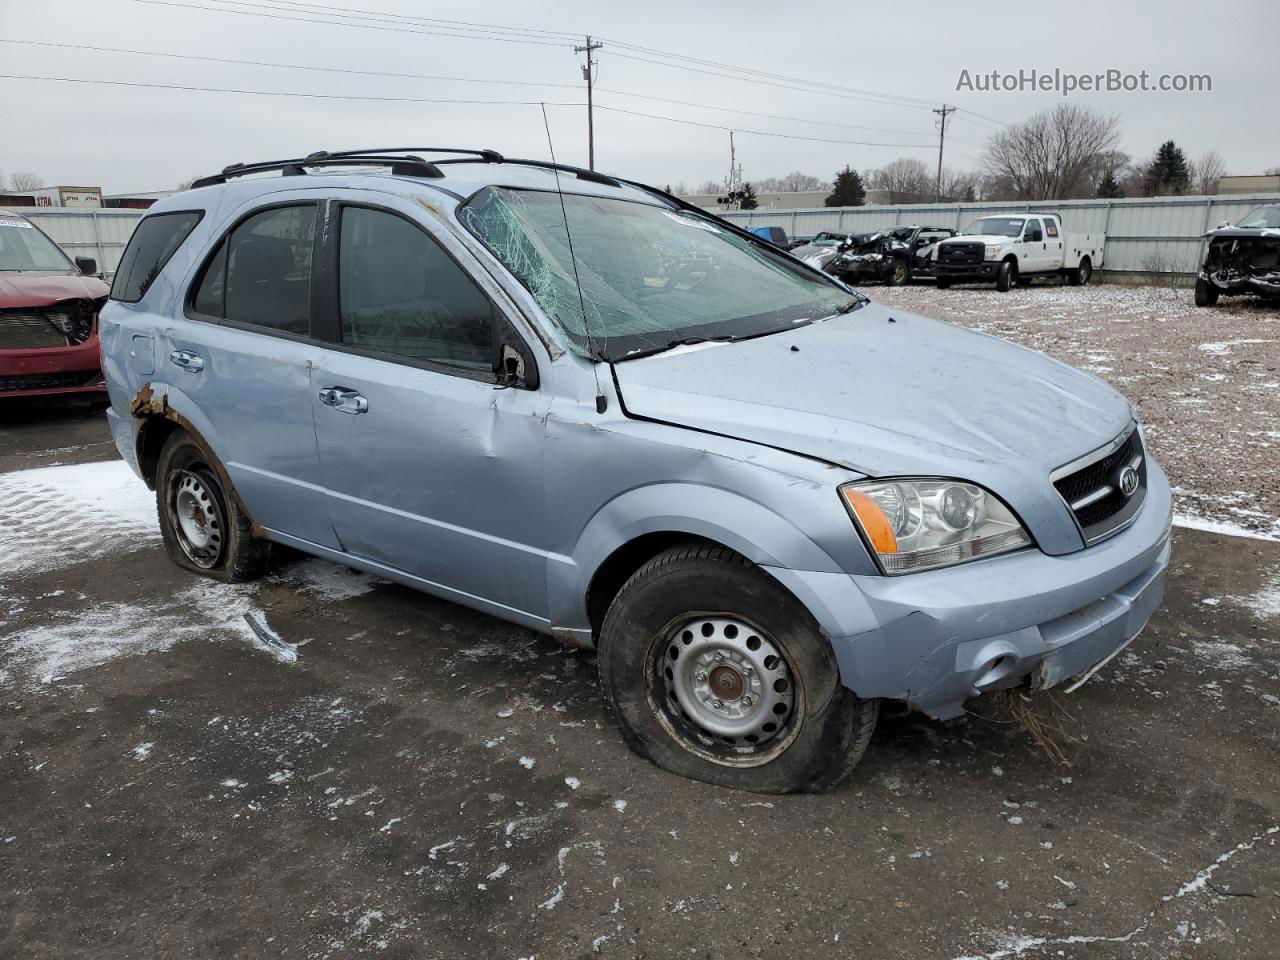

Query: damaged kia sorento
[99,148,1171,793]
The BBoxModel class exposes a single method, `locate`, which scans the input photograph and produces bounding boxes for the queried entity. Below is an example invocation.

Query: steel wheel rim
[170,468,225,568]
[893,262,907,283]
[649,614,803,767]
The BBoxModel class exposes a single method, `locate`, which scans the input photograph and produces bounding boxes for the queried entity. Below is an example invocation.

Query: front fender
[548,481,848,635]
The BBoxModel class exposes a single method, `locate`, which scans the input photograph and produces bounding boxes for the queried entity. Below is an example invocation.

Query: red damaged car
[0,211,110,399]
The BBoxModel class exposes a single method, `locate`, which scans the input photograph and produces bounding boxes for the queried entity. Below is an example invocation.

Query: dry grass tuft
[976,689,1080,765]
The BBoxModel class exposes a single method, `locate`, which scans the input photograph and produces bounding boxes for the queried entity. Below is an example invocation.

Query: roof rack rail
[189,147,507,189]
[188,146,626,191]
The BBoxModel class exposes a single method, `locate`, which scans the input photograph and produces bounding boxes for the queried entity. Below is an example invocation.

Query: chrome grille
[1052,427,1147,545]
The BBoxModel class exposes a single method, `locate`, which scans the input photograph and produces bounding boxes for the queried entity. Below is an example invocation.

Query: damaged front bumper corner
[766,461,1172,720]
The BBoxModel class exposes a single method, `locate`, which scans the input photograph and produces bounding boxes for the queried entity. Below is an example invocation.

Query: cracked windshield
[459,187,859,359]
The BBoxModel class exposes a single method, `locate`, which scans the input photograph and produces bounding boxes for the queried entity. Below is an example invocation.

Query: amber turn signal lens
[841,488,899,555]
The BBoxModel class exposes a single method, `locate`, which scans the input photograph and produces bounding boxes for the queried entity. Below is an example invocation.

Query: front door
[309,202,551,624]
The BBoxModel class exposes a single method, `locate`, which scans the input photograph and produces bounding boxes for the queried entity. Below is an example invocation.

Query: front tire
[597,543,878,793]
[995,260,1016,292]
[1194,278,1219,307]
[888,258,910,286]
[156,429,271,582]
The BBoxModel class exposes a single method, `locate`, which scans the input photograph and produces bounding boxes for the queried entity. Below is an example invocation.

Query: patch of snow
[132,742,154,761]
[0,460,158,576]
[271,558,385,601]
[613,799,627,813]
[564,776,580,790]
[518,756,535,770]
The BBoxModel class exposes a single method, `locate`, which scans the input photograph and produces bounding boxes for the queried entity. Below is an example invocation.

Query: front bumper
[0,333,105,398]
[935,261,999,280]
[768,461,1173,719]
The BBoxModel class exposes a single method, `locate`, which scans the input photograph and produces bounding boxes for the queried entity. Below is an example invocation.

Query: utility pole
[933,104,956,203]
[575,35,603,170]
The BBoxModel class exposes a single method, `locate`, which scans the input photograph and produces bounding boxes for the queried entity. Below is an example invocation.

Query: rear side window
[337,206,495,371]
[1044,217,1060,238]
[110,211,203,303]
[191,204,316,335]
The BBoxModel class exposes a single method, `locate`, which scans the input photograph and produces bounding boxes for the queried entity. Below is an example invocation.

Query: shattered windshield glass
[458,187,860,360]
[1236,205,1280,229]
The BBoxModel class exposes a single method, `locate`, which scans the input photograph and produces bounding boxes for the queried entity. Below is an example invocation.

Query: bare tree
[981,104,1121,200]
[1190,150,1226,195]
[7,171,44,191]
[693,179,722,195]
[939,168,979,202]
[867,157,934,201]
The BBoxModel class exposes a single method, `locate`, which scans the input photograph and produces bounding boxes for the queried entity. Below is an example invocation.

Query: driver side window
[1023,218,1042,240]
[338,206,496,372]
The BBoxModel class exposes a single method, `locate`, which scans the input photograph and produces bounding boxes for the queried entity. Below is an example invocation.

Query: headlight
[839,479,1032,574]
[986,245,1004,258]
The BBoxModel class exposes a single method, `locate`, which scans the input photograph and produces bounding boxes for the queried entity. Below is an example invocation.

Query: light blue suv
[100,148,1171,793]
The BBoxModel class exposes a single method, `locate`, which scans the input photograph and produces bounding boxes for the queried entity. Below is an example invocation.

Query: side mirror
[75,256,98,276]
[1030,230,1043,243]
[498,340,539,390]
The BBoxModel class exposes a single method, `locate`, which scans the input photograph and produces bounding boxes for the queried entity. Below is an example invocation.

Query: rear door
[1041,215,1065,267]
[173,197,338,548]
[307,198,551,623]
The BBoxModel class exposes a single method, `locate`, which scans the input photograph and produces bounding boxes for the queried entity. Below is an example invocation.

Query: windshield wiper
[618,334,737,361]
[834,298,864,314]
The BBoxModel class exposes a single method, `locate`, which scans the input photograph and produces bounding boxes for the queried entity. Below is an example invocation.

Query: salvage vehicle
[804,225,955,286]
[0,212,111,399]
[100,149,1170,793]
[1194,204,1280,307]
[746,225,788,247]
[934,214,1104,291]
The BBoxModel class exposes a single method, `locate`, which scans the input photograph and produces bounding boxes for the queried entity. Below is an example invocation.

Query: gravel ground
[871,283,1280,539]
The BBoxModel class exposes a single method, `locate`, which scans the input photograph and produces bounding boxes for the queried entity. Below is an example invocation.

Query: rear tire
[597,543,878,794]
[156,429,271,582]
[1069,257,1092,286]
[995,260,1016,292]
[1194,278,1219,307]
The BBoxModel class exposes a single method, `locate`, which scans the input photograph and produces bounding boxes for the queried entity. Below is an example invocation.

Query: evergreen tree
[739,182,759,210]
[824,166,866,207]
[1096,170,1124,198]
[1143,141,1190,196]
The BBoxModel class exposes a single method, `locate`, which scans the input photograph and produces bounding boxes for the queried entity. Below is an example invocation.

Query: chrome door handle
[169,349,204,373]
[318,386,368,415]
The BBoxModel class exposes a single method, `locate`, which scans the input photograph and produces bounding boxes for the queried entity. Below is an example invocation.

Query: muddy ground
[2,285,1280,959]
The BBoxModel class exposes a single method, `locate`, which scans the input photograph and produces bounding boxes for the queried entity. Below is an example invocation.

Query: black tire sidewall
[155,429,263,582]
[598,548,871,793]
[996,261,1014,291]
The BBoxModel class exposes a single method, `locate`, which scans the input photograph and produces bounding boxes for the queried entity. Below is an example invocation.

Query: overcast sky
[1,0,1276,194]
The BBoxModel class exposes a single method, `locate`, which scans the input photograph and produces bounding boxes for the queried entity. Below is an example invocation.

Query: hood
[0,272,110,310]
[1204,226,1280,240]
[941,233,1014,245]
[611,301,1134,555]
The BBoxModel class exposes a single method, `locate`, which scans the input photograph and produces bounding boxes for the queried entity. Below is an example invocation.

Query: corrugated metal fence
[718,193,1280,276]
[14,209,142,275]
[12,192,1280,279]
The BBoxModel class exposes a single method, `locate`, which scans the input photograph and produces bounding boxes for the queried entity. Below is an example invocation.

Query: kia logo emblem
[1118,465,1139,498]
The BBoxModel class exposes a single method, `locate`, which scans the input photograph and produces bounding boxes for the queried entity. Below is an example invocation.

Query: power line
[594,104,937,149]
[130,0,575,47]
[204,0,579,38]
[0,73,584,106]
[0,38,937,139]
[0,38,580,89]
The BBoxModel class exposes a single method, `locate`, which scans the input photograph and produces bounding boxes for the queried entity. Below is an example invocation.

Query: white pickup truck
[931,214,1104,291]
